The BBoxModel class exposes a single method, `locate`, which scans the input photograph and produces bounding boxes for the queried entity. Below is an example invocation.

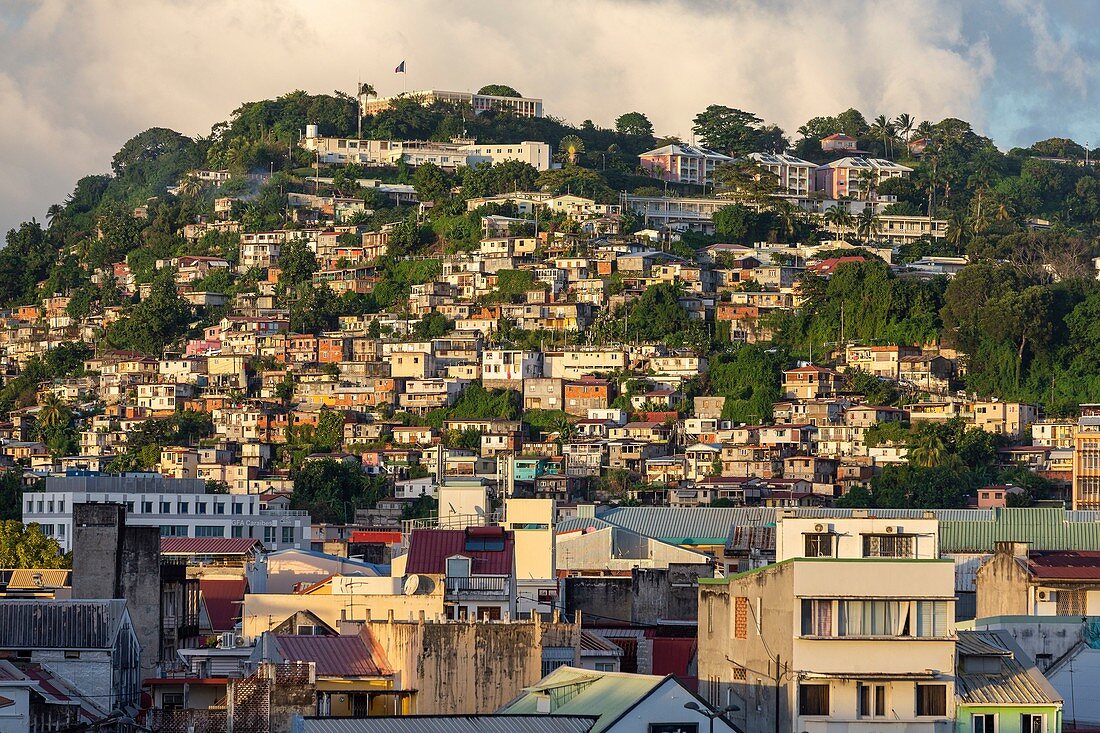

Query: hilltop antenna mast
[357,75,363,140]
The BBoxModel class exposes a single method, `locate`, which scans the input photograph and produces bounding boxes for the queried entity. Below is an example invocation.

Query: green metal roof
[940,508,1100,553]
[499,667,666,733]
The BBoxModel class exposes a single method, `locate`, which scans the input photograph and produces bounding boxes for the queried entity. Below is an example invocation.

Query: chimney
[995,541,1030,558]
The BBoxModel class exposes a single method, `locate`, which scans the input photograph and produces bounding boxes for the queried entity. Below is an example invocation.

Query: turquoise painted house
[956,631,1062,733]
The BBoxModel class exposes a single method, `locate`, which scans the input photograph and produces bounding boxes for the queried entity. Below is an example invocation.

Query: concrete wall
[563,576,633,625]
[363,617,578,714]
[976,544,1031,619]
[71,503,161,674]
[505,498,555,581]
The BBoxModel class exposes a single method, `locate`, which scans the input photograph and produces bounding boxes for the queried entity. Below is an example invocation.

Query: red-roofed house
[820,132,862,153]
[256,631,405,716]
[977,542,1100,618]
[806,256,866,276]
[401,526,516,620]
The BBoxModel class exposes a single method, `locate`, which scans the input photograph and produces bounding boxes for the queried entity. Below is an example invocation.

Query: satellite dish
[404,574,435,595]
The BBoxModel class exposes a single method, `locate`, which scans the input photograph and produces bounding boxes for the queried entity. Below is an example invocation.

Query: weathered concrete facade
[71,503,162,676]
[975,542,1032,619]
[360,614,580,714]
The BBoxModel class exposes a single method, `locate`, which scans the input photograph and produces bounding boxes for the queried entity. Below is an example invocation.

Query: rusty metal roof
[272,634,388,678]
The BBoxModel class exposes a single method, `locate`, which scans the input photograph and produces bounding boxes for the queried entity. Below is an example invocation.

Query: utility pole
[774,653,782,733]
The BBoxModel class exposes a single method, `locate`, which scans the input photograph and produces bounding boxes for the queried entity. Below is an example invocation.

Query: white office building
[22,474,310,552]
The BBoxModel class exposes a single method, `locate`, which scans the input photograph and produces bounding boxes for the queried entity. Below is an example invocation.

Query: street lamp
[684,700,741,733]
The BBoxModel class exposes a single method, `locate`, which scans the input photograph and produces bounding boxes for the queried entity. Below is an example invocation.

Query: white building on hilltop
[360,89,543,118]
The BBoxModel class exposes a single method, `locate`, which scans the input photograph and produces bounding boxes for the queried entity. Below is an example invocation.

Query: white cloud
[0,0,1091,234]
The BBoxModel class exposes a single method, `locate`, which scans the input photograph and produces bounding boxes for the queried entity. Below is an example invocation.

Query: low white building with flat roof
[22,474,310,552]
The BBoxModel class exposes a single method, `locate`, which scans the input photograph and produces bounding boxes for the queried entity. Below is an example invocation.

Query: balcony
[445,575,508,599]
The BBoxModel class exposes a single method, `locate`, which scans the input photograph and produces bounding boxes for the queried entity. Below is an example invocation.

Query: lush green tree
[692,105,786,155]
[477,84,522,98]
[277,237,318,290]
[615,112,654,138]
[707,345,784,424]
[106,271,192,354]
[413,312,454,340]
[413,162,449,203]
[291,459,386,523]
[0,520,67,568]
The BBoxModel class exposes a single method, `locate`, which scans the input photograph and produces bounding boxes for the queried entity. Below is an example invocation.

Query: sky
[2,0,1099,236]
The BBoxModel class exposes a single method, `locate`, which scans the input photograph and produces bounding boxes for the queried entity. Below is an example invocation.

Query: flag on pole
[394,60,406,73]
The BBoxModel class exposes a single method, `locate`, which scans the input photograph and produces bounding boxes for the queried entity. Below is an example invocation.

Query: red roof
[273,634,388,677]
[350,530,403,544]
[404,528,514,576]
[808,256,866,274]
[200,577,248,632]
[161,537,262,555]
[1027,551,1100,581]
[822,133,857,141]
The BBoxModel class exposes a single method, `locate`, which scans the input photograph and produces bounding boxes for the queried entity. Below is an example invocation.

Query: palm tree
[945,209,971,253]
[870,115,896,158]
[908,432,946,468]
[915,120,935,139]
[769,198,803,241]
[823,204,854,239]
[855,207,881,243]
[177,173,201,199]
[45,204,63,230]
[894,113,915,149]
[36,393,67,431]
[558,135,586,165]
[358,82,376,99]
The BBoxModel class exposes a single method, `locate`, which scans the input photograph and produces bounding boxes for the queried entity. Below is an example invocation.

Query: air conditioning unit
[884,525,897,534]
[1038,589,1057,602]
[814,523,825,533]
[220,631,236,649]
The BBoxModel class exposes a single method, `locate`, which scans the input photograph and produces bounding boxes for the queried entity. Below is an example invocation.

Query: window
[973,714,997,733]
[804,533,833,557]
[915,600,951,637]
[264,527,276,544]
[1021,714,1043,733]
[281,526,295,545]
[125,501,134,513]
[801,599,833,636]
[197,502,207,515]
[178,503,189,514]
[915,684,947,716]
[142,501,153,513]
[447,556,471,578]
[858,683,886,717]
[862,534,915,558]
[799,684,830,715]
[25,500,32,514]
[195,526,224,538]
[160,502,171,513]
[57,524,65,537]
[232,503,243,515]
[542,646,574,677]
[214,502,225,515]
[47,500,54,512]
[231,525,244,538]
[595,662,616,672]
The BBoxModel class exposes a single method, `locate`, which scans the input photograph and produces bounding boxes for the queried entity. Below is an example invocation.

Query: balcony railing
[445,576,508,597]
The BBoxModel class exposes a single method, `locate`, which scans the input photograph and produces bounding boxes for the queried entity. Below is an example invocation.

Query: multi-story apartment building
[639,143,734,186]
[22,474,311,552]
[301,130,552,171]
[814,157,914,200]
[1072,415,1100,509]
[481,349,543,389]
[699,511,956,733]
[747,152,816,196]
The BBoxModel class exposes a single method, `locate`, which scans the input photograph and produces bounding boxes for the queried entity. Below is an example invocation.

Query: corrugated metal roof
[580,630,623,655]
[6,568,71,589]
[940,508,1100,553]
[1027,550,1100,580]
[161,537,261,555]
[405,529,514,576]
[501,666,668,733]
[200,577,248,632]
[0,600,128,649]
[273,634,387,677]
[296,716,596,733]
[956,631,1060,706]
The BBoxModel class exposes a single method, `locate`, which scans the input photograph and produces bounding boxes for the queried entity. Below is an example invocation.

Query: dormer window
[446,555,471,578]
